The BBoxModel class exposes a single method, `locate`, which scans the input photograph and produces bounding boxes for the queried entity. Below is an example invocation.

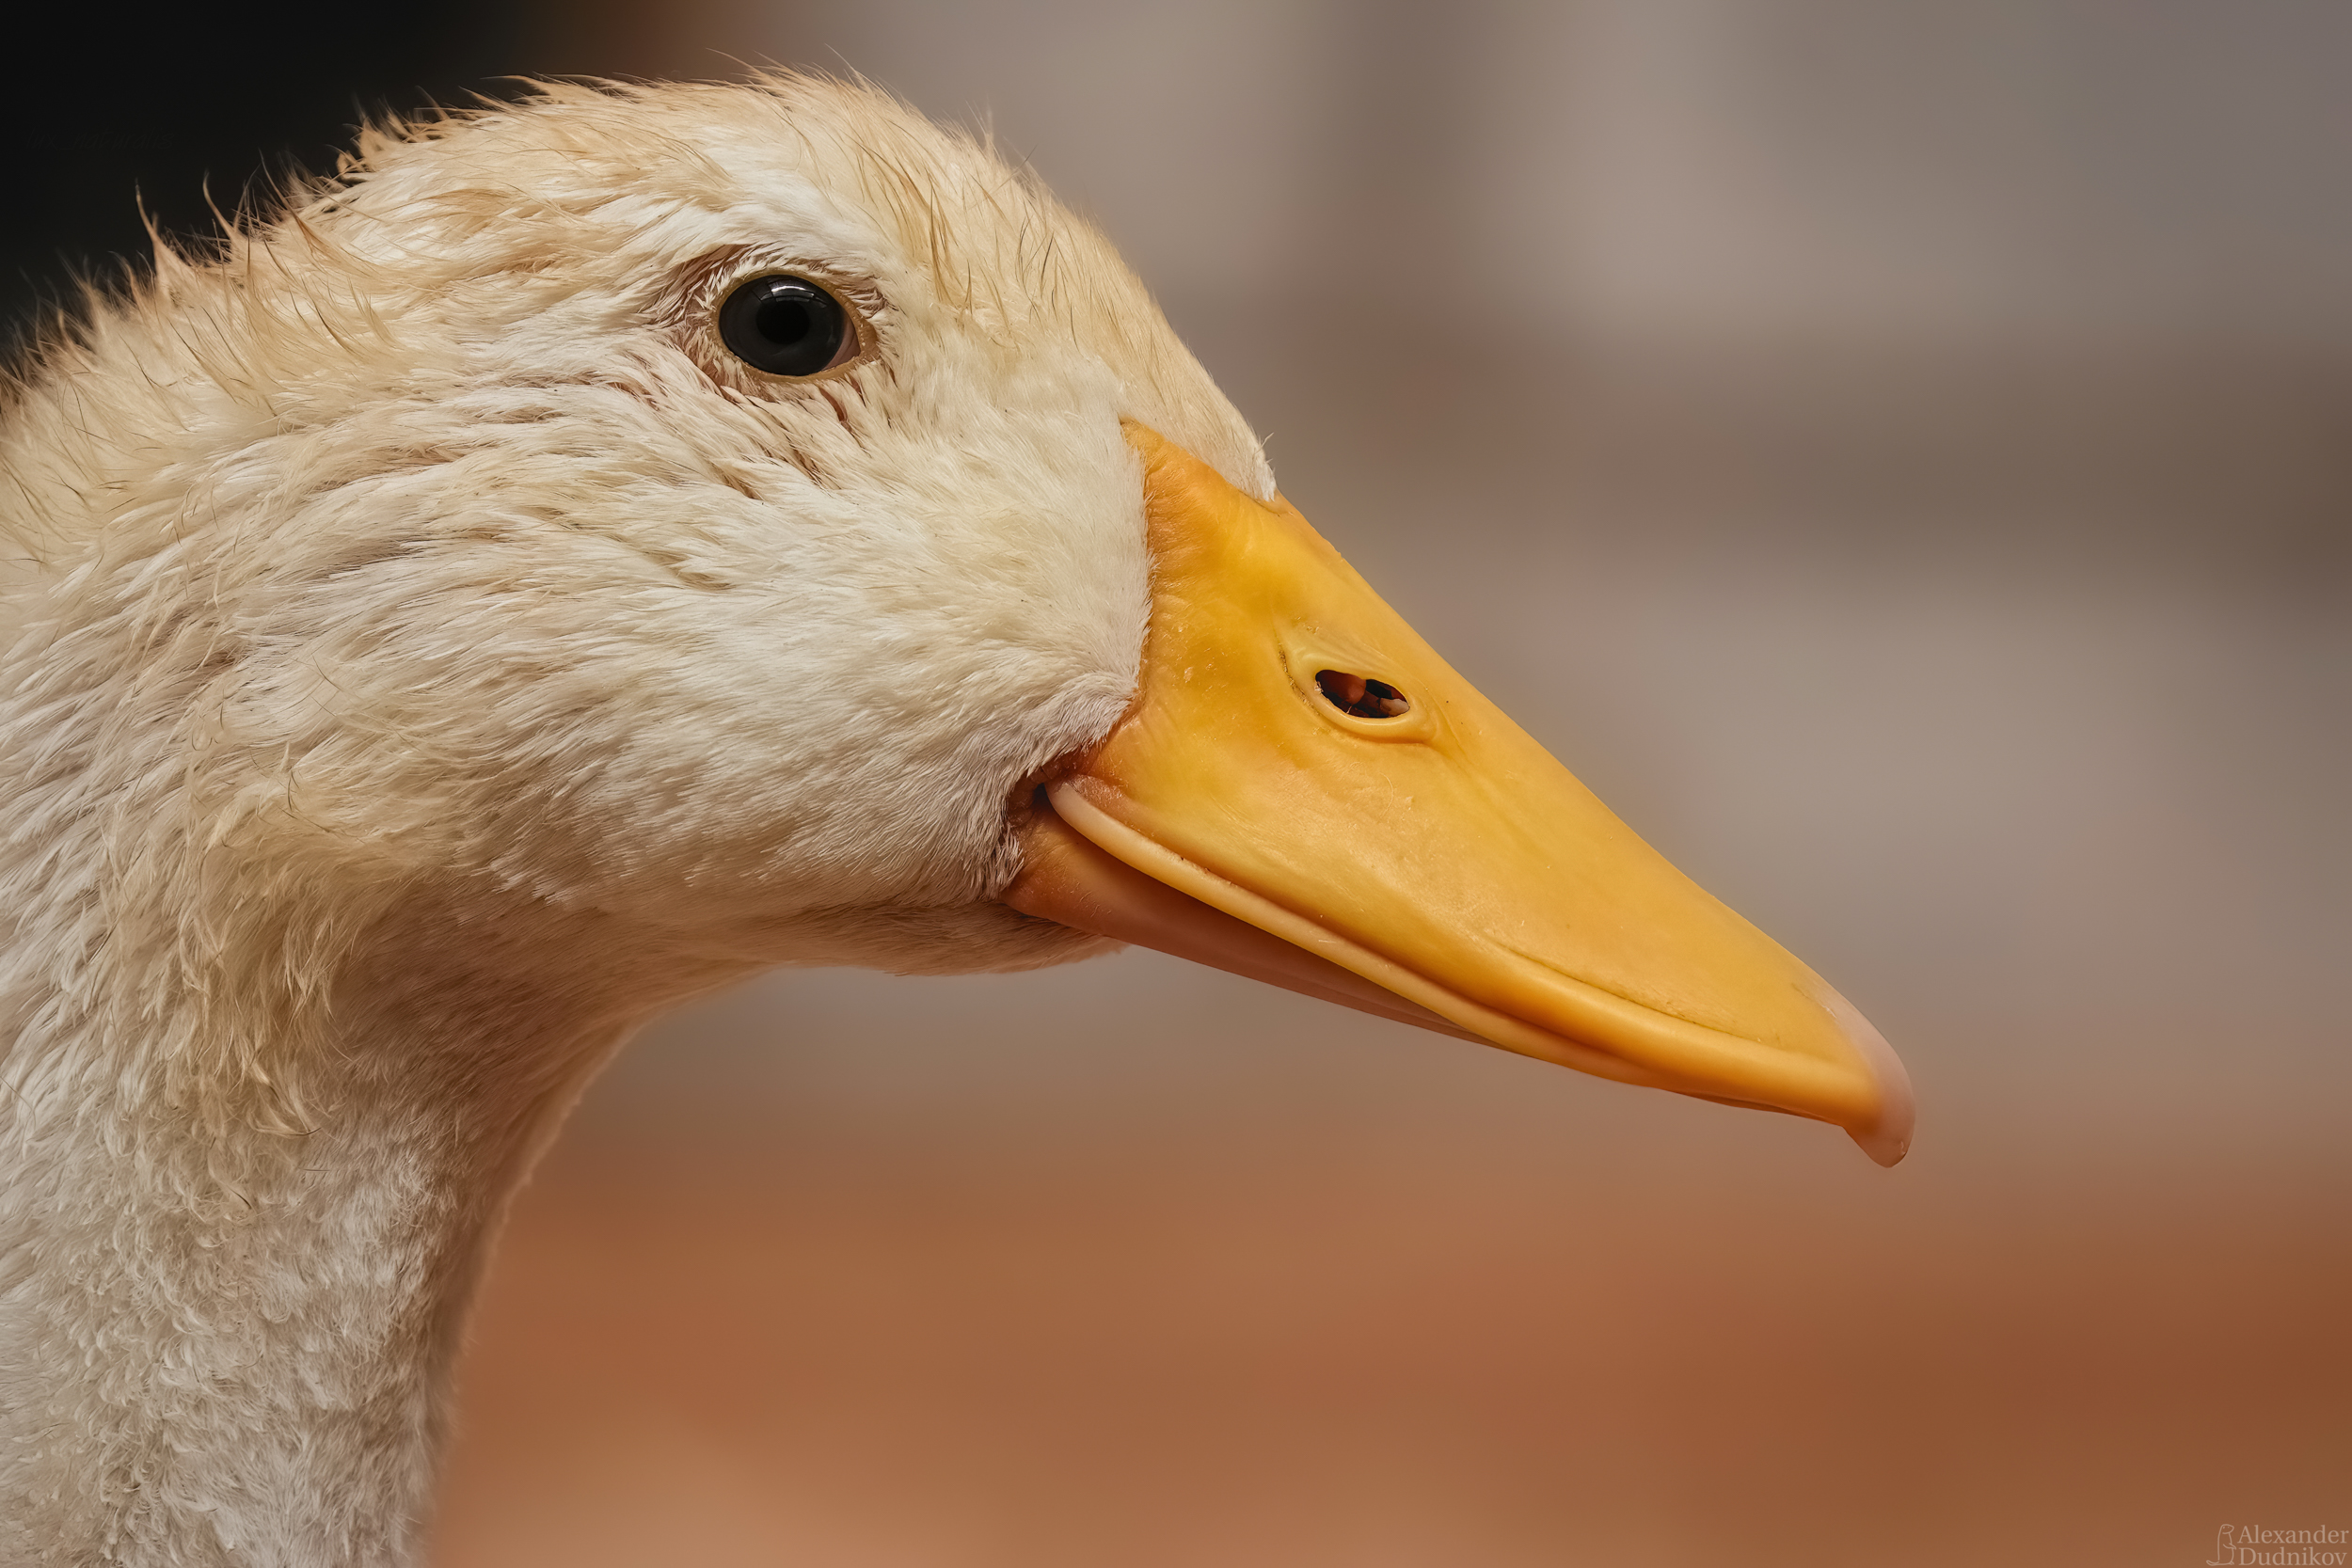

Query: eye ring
[717,273,863,379]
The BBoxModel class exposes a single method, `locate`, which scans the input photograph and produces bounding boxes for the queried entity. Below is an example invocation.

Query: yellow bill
[1007,423,1914,1164]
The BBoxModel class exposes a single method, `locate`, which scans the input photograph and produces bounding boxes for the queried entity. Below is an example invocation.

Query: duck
[0,74,1912,1566]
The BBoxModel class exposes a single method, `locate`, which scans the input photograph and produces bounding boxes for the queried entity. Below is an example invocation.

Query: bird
[0,74,1911,1566]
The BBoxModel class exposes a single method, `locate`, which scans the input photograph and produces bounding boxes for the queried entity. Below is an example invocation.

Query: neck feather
[0,876,748,1566]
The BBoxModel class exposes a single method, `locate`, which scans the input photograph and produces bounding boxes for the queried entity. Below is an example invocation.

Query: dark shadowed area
[14,3,2346,1564]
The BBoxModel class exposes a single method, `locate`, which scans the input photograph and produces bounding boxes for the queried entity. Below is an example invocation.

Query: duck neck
[0,885,726,1567]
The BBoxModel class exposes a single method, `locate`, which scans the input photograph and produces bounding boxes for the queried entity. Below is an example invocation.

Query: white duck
[0,75,1911,1565]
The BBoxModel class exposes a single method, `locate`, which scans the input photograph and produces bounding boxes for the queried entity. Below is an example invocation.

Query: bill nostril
[1315,670,1410,719]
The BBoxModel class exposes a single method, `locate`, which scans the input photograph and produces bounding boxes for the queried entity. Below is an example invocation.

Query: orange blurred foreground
[434,1113,2344,1566]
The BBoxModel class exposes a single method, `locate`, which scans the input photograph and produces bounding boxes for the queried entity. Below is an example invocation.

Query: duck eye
[1315,670,1411,719]
[718,274,856,377]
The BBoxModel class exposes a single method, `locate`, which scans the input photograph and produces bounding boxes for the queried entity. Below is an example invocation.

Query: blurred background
[10,2,2346,1562]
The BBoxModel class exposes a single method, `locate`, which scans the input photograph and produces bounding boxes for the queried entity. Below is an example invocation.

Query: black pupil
[719,275,850,377]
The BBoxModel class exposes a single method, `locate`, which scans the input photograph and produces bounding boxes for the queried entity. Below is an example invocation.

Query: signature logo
[2209,1525,2348,1566]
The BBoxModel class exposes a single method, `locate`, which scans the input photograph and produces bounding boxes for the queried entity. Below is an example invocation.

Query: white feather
[0,75,1273,1563]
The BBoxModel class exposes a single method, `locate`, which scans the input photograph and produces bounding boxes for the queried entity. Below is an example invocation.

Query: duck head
[4,75,1909,1163]
[0,72,1923,1560]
